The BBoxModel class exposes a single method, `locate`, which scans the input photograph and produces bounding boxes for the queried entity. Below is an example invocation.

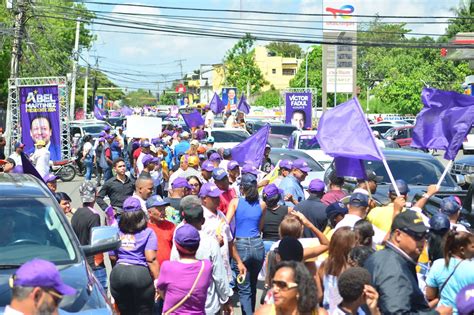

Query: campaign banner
[285,92,312,130]
[95,95,104,109]
[222,87,238,112]
[20,86,62,161]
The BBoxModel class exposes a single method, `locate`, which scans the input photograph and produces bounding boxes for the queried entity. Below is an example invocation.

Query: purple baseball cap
[241,163,259,176]
[227,160,240,171]
[151,137,161,145]
[199,182,222,198]
[209,152,222,162]
[308,179,325,193]
[212,168,228,181]
[105,134,114,140]
[152,157,161,164]
[174,224,201,250]
[293,159,311,173]
[103,125,111,131]
[279,159,293,170]
[43,174,58,183]
[13,259,76,295]
[263,184,283,199]
[195,129,206,140]
[123,197,142,212]
[172,177,192,189]
[201,160,215,172]
[141,140,151,148]
[142,154,155,166]
[456,284,474,315]
[99,131,107,137]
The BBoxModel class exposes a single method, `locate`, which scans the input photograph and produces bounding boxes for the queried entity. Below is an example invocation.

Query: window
[272,69,276,74]
[282,69,296,76]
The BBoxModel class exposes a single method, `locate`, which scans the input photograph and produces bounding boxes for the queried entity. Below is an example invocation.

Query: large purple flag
[120,106,134,116]
[209,92,225,115]
[316,98,384,161]
[231,124,270,167]
[94,105,106,120]
[412,88,474,160]
[181,109,205,128]
[237,93,250,114]
[20,153,44,183]
[334,157,366,179]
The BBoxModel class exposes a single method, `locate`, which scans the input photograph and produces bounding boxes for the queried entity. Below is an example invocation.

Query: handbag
[164,261,205,315]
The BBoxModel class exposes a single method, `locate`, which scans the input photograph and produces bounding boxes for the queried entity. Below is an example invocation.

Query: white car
[463,127,474,154]
[206,128,250,149]
[288,130,333,169]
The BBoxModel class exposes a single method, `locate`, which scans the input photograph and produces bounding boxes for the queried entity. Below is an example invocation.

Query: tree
[123,89,157,107]
[266,42,303,58]
[444,0,474,40]
[253,89,282,108]
[224,33,267,94]
[158,92,178,106]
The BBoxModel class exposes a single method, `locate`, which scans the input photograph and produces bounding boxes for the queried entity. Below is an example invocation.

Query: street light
[305,46,314,89]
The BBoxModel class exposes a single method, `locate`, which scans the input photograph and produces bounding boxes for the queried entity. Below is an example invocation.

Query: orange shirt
[147,220,176,265]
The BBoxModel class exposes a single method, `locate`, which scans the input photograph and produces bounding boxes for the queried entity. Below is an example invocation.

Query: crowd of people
[3,112,474,315]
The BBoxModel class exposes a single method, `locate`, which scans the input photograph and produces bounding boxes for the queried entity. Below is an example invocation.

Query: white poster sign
[126,116,162,139]
[326,68,353,93]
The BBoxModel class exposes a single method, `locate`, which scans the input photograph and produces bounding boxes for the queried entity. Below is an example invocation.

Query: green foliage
[266,42,303,58]
[224,33,268,94]
[444,0,474,40]
[123,89,157,107]
[158,92,177,106]
[253,90,282,108]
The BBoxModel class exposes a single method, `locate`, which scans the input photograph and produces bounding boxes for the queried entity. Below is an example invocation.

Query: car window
[270,151,324,171]
[211,130,249,142]
[364,158,456,187]
[83,125,107,135]
[398,129,408,138]
[269,125,297,136]
[0,199,77,265]
[298,135,321,150]
[71,127,81,137]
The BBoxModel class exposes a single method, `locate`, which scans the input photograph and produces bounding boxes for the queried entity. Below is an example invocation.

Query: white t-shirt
[205,111,215,128]
[8,152,22,166]
[225,115,235,128]
[136,152,146,174]
[83,142,94,157]
[31,147,50,178]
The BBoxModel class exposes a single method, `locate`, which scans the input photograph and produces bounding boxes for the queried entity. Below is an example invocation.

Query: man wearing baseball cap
[321,170,346,205]
[43,173,58,193]
[355,170,383,195]
[294,179,328,236]
[174,132,191,162]
[213,168,236,215]
[164,177,191,224]
[272,159,293,187]
[440,196,468,232]
[365,210,452,315]
[8,142,25,167]
[135,140,152,175]
[279,158,311,207]
[227,160,240,189]
[6,259,76,314]
[146,195,174,266]
[31,139,50,178]
[201,160,215,184]
[0,158,16,174]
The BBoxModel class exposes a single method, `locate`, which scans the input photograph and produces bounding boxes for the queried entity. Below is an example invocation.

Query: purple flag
[120,106,134,116]
[94,105,105,120]
[237,93,250,114]
[20,152,45,183]
[334,157,367,179]
[411,88,474,160]
[209,92,225,115]
[231,124,270,167]
[316,98,384,161]
[181,109,205,128]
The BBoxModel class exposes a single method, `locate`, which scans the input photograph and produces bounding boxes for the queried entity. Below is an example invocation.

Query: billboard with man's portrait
[20,86,62,161]
[285,92,312,130]
[221,87,238,112]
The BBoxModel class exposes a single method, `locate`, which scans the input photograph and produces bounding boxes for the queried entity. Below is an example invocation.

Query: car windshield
[364,157,456,187]
[269,125,297,136]
[371,125,393,135]
[270,151,324,171]
[212,130,249,142]
[83,125,107,134]
[298,135,320,150]
[0,199,77,266]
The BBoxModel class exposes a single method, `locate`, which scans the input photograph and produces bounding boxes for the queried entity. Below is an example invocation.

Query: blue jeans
[232,237,265,315]
[93,267,108,292]
[84,159,94,180]
[263,240,275,255]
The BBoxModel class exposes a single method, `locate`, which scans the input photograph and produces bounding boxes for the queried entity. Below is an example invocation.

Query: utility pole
[10,0,26,78]
[91,56,99,113]
[69,19,80,119]
[175,59,185,80]
[83,65,89,117]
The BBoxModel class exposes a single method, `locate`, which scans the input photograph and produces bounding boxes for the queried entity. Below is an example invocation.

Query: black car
[324,149,462,205]
[451,155,474,189]
[247,121,297,137]
[0,173,120,313]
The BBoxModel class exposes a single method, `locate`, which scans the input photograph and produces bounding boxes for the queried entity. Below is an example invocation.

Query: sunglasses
[272,280,298,291]
[44,288,63,305]
[401,228,427,241]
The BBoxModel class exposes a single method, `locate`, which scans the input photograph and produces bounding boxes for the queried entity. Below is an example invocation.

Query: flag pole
[436,160,453,189]
[381,158,400,196]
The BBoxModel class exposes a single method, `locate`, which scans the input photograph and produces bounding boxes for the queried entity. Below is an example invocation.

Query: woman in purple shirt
[110,197,159,315]
[157,224,212,314]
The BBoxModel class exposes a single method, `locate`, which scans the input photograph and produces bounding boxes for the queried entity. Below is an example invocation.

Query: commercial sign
[323,1,357,32]
[20,86,62,161]
[285,92,312,130]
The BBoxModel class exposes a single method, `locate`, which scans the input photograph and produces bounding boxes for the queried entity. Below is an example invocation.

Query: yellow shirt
[367,203,395,233]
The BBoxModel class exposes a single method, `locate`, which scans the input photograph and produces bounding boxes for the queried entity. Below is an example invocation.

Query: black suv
[0,173,120,313]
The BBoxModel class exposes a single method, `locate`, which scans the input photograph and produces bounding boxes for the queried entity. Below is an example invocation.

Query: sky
[79,0,463,91]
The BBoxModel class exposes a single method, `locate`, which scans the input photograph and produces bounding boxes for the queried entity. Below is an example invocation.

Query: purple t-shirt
[114,227,157,267]
[157,260,212,314]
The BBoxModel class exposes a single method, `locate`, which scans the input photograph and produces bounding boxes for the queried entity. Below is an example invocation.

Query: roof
[0,173,51,198]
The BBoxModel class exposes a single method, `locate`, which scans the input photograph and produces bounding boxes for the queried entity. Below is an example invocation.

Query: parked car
[451,155,474,188]
[246,121,296,137]
[106,116,126,128]
[267,134,290,148]
[288,130,333,169]
[370,123,400,137]
[462,126,474,154]
[324,149,462,205]
[384,125,414,147]
[206,128,250,149]
[0,173,120,313]
[269,148,325,189]
[70,120,112,139]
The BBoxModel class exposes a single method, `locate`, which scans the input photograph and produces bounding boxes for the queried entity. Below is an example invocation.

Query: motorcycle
[50,159,77,182]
